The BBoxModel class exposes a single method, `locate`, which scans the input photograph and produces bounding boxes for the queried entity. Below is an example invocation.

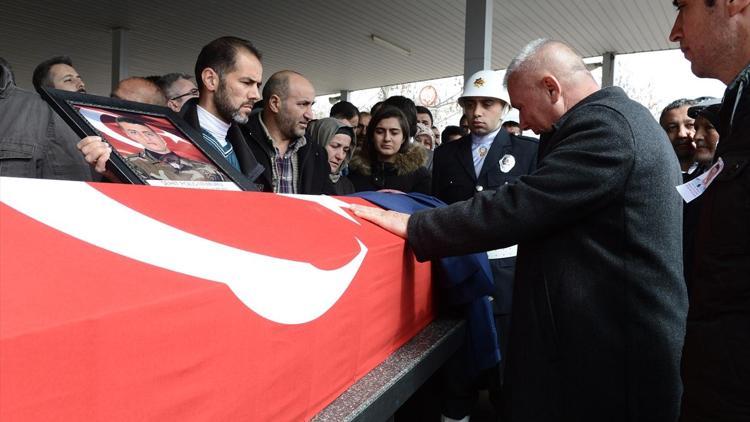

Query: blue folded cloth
[350,191,501,374]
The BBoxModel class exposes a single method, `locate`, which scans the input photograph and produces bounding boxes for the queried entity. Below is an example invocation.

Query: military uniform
[431,127,538,418]
[427,68,539,420]
[126,150,227,182]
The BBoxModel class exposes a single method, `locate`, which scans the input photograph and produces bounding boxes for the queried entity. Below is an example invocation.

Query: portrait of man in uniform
[114,116,228,182]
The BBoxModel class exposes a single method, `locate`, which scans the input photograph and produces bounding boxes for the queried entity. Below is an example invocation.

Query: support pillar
[601,51,616,87]
[112,28,129,91]
[463,0,493,79]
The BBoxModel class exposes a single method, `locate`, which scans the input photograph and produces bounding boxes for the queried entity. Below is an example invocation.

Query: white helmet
[459,69,511,115]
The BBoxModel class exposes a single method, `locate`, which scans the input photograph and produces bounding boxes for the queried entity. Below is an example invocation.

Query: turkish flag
[0,177,433,421]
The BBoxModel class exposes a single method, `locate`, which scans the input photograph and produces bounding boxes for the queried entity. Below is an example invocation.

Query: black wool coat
[408,87,688,422]
[431,129,538,204]
[431,129,538,314]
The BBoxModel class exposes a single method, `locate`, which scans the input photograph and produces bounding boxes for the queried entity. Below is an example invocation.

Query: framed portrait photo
[41,88,256,191]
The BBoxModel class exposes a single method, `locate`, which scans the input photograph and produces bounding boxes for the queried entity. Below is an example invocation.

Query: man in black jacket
[241,70,333,194]
[353,39,687,422]
[670,1,750,420]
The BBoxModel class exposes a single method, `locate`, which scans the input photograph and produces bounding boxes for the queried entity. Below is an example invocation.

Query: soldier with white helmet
[431,69,539,422]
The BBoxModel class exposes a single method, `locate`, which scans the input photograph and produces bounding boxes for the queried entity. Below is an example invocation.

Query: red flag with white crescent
[0,177,433,421]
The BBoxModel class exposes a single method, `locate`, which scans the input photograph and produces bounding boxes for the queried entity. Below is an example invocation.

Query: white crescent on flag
[0,177,367,324]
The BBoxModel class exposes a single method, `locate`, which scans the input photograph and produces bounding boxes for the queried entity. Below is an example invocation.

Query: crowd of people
[1,1,748,421]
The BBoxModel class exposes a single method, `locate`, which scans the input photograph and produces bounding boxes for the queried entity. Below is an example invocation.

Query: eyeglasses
[169,88,199,101]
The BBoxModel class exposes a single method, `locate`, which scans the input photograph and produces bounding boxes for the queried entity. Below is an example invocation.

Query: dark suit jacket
[240,112,334,194]
[408,87,688,421]
[431,129,538,314]
[180,98,264,188]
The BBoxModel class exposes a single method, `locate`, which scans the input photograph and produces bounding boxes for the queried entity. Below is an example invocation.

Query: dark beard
[214,80,248,124]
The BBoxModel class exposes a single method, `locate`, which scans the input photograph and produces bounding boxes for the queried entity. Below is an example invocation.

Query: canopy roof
[1,0,679,95]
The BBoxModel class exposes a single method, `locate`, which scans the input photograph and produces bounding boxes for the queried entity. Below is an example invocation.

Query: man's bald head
[262,70,310,101]
[112,77,168,106]
[504,39,594,90]
[261,70,316,142]
[504,39,599,133]
[503,39,600,134]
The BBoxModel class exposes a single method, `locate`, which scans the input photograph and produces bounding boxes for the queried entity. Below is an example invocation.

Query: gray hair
[659,98,699,127]
[503,38,550,88]
[158,73,194,99]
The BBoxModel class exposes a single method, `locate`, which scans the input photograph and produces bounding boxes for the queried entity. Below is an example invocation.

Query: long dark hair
[365,105,411,161]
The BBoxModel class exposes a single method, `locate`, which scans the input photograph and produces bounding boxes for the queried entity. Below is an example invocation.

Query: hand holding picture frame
[41,88,257,191]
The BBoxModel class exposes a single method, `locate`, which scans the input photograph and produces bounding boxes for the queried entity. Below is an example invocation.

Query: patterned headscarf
[306,117,356,182]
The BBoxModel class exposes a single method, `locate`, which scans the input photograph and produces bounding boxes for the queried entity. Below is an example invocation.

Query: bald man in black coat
[352,40,687,422]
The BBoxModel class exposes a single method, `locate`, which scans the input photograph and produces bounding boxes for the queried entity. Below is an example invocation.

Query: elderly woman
[306,117,356,195]
[348,105,431,194]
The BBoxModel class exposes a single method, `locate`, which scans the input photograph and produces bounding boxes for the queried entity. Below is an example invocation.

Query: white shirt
[196,105,230,147]
[471,127,501,178]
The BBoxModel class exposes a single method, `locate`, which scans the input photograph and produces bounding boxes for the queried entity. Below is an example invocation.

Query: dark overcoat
[408,87,688,422]
[680,64,750,421]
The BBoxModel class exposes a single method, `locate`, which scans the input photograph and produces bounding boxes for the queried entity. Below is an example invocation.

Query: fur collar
[350,142,427,176]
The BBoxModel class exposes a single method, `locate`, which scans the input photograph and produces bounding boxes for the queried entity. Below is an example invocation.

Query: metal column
[601,51,616,87]
[463,0,493,79]
[111,28,129,92]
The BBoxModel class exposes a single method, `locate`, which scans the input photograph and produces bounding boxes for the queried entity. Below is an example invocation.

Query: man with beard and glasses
[79,36,265,188]
[32,55,87,94]
[241,70,333,194]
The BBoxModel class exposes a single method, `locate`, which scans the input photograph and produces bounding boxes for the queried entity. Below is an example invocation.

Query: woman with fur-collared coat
[348,105,431,194]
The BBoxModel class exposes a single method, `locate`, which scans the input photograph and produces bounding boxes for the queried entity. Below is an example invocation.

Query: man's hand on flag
[349,204,409,239]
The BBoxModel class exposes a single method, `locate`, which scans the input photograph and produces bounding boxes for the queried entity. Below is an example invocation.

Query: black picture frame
[40,88,256,191]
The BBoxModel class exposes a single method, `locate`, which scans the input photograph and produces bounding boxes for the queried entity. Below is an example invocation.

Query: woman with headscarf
[306,117,356,195]
[348,105,431,194]
[414,122,436,171]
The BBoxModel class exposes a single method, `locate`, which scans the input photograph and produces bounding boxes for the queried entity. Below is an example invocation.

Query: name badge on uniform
[499,154,516,173]
[676,158,724,203]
